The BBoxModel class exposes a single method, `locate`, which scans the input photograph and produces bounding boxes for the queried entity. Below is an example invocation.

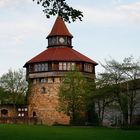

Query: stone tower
[24,16,97,125]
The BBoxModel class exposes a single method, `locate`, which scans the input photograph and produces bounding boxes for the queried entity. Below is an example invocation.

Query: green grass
[0,124,140,140]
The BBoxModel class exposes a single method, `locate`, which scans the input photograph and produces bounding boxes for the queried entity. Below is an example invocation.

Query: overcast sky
[0,0,140,76]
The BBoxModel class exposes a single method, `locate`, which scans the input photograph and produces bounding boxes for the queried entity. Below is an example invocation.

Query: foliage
[0,87,9,104]
[0,69,28,105]
[94,74,117,124]
[59,71,97,124]
[33,0,83,23]
[97,56,140,126]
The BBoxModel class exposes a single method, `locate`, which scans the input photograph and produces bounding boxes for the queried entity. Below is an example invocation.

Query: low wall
[0,117,39,125]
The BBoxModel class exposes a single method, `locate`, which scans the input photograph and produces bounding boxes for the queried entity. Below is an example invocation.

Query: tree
[0,87,8,104]
[122,56,140,125]
[33,0,83,23]
[59,71,96,124]
[99,56,140,126]
[95,73,116,125]
[0,69,28,106]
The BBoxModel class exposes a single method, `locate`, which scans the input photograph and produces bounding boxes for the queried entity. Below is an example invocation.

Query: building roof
[24,47,98,66]
[47,16,73,38]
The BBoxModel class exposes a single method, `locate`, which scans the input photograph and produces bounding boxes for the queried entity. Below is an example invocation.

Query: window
[34,64,38,72]
[18,108,21,111]
[34,63,48,72]
[44,63,48,71]
[38,64,41,71]
[18,113,21,117]
[59,62,76,71]
[71,63,75,70]
[41,87,47,93]
[67,63,71,70]
[84,63,93,72]
[29,65,34,72]
[1,109,8,117]
[33,112,36,117]
[21,113,24,117]
[40,78,47,83]
[59,62,63,70]
[63,63,67,70]
[41,64,45,71]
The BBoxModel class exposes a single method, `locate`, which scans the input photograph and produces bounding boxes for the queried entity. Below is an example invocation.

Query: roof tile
[47,16,73,38]
[25,47,97,66]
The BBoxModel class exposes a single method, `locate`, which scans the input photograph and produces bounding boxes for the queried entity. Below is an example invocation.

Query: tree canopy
[59,71,97,124]
[33,0,83,23]
[96,56,140,126]
[0,69,28,105]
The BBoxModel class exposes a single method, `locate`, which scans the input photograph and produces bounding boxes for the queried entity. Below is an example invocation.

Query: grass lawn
[0,124,140,140]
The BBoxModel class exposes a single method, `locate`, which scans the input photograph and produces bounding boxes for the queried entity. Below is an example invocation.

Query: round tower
[24,16,98,125]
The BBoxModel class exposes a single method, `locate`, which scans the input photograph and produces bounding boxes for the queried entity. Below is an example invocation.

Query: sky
[0,0,140,76]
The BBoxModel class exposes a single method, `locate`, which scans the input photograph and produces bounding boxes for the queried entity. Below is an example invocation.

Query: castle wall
[28,77,70,125]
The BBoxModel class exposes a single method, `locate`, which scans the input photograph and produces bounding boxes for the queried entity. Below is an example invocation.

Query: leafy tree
[95,73,116,125]
[122,56,140,124]
[0,69,28,106]
[33,0,83,23]
[99,56,140,126]
[0,87,8,104]
[59,71,96,124]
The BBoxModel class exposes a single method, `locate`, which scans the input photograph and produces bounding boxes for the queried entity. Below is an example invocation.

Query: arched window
[1,109,8,117]
[33,111,37,117]
[41,87,47,93]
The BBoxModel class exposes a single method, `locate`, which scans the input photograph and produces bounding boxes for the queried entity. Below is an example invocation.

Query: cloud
[118,2,140,23]
[112,0,121,5]
[0,18,49,46]
[79,1,140,25]
[0,0,31,8]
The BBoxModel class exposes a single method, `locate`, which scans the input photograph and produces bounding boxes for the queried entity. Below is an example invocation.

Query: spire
[47,16,73,38]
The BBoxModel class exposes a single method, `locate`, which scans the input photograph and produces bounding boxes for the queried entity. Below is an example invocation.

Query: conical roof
[47,16,73,38]
[24,16,98,67]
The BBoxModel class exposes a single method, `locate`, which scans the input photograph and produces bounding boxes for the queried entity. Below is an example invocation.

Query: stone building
[23,16,98,125]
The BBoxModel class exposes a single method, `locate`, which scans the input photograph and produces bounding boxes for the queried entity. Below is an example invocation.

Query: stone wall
[0,105,16,117]
[28,77,70,125]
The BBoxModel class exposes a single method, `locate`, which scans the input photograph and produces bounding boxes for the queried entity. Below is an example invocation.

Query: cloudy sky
[0,0,140,76]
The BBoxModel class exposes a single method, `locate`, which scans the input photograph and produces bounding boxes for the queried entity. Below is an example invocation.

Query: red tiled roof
[47,16,73,38]
[24,47,97,66]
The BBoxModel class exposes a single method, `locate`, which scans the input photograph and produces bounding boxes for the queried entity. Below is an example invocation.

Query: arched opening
[1,109,8,117]
[33,111,37,117]
[41,87,47,93]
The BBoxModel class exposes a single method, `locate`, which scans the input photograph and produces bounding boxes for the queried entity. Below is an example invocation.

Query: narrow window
[67,63,71,70]
[59,62,63,70]
[38,64,41,71]
[71,63,75,70]
[33,112,36,117]
[34,64,38,72]
[44,63,48,71]
[63,63,67,70]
